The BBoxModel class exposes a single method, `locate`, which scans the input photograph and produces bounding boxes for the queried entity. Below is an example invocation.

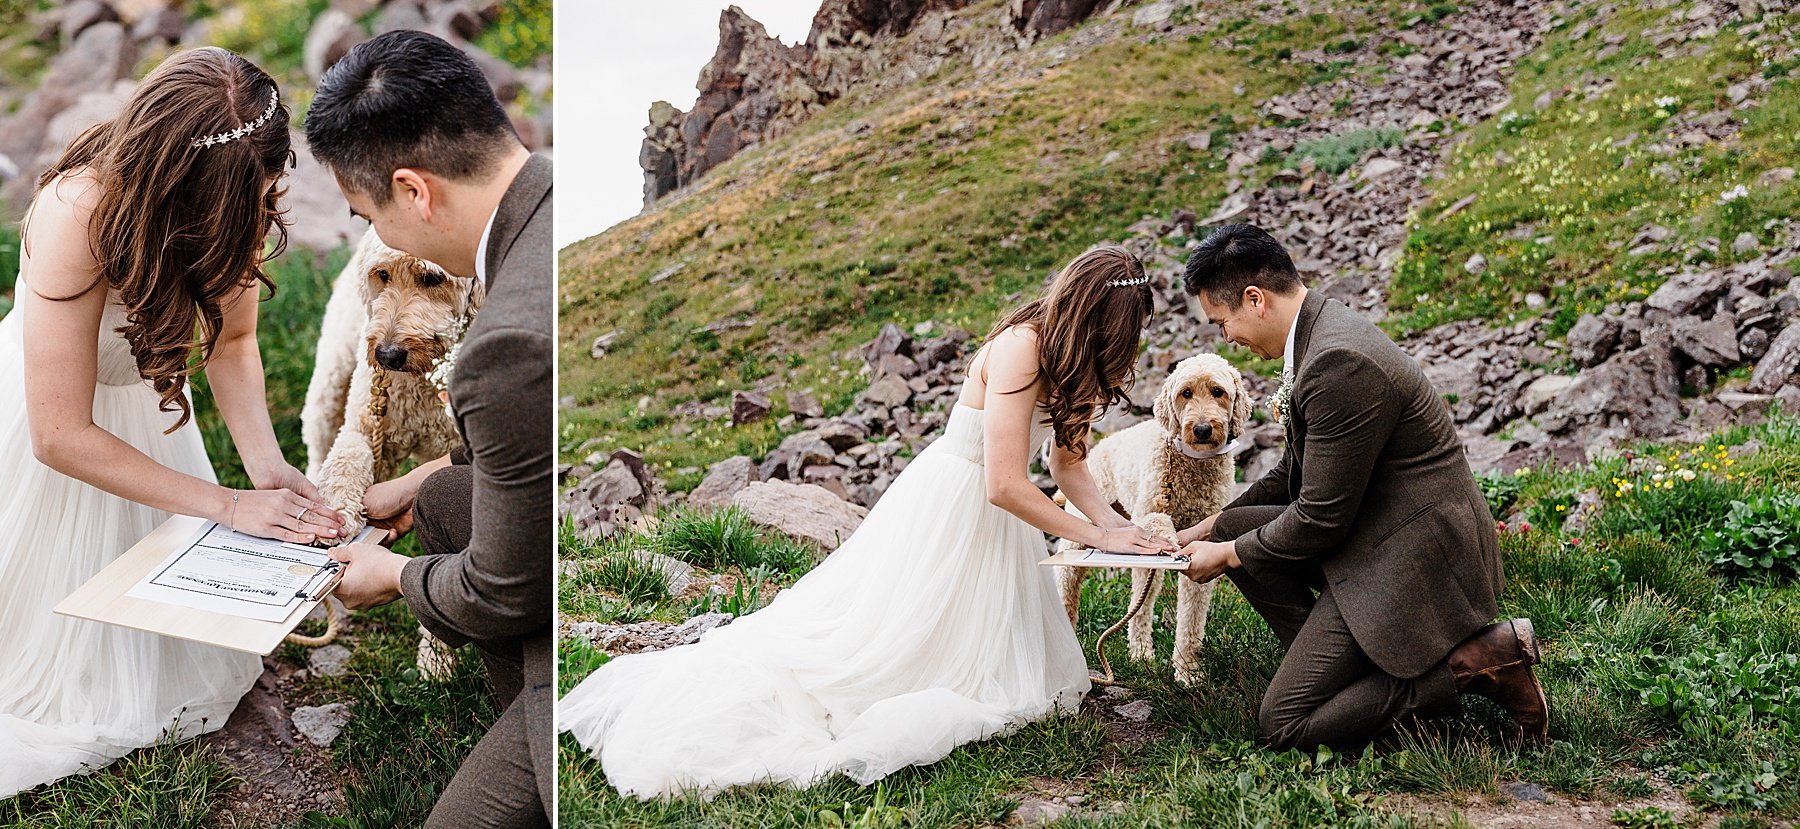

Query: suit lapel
[1283,290,1328,484]
[482,153,553,291]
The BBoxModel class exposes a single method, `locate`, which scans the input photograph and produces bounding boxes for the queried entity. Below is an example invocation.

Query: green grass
[557,507,817,626]
[558,411,1800,826]
[189,0,333,82]
[281,602,498,829]
[1,223,18,318]
[0,736,239,828]
[1385,8,1800,337]
[475,0,553,68]
[557,0,1453,481]
[1290,126,1405,174]
[0,245,493,825]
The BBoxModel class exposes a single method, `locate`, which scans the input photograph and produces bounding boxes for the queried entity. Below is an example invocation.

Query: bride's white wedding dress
[559,398,1092,799]
[0,274,261,798]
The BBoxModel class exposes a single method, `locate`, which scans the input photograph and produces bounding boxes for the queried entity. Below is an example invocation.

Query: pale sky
[555,1,821,250]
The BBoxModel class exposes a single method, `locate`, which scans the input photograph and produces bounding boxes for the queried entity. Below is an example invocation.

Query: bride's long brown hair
[29,47,292,432]
[984,245,1154,459]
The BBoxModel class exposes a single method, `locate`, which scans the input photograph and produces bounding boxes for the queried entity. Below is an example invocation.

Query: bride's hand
[1091,525,1179,556]
[248,460,323,502]
[219,487,343,544]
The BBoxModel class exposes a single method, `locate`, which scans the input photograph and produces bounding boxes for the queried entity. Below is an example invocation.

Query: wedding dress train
[559,400,1092,799]
[0,275,261,798]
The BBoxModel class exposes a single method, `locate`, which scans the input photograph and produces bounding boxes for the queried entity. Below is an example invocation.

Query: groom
[302,31,553,827]
[1173,224,1548,749]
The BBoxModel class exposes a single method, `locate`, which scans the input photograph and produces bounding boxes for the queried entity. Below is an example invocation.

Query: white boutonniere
[1270,366,1295,426]
[426,314,471,419]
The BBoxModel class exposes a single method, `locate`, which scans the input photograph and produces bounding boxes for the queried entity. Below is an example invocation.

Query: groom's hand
[328,542,408,610]
[1179,540,1239,583]
[1177,512,1220,546]
[364,478,417,544]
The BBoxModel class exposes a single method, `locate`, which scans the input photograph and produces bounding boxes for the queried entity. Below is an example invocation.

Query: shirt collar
[474,207,498,289]
[1281,308,1299,373]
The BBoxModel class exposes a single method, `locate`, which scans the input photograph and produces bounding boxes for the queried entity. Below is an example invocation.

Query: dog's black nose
[375,343,410,370]
[1193,423,1214,442]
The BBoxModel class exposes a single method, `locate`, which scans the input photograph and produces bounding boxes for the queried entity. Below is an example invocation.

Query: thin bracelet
[228,490,240,530]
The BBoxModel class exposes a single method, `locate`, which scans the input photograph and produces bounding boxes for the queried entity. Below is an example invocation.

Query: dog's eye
[420,272,446,288]
[1180,389,1192,399]
[1212,387,1224,398]
[375,269,390,283]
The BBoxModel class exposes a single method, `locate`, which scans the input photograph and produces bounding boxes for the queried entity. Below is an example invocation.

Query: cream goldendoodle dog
[301,230,478,677]
[1055,353,1250,686]
[303,229,478,537]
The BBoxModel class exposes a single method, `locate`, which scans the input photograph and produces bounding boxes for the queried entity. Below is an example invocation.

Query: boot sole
[1512,618,1541,667]
[1513,618,1550,743]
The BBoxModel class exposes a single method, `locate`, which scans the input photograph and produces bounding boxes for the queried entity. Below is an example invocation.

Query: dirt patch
[1394,779,1794,829]
[202,658,343,827]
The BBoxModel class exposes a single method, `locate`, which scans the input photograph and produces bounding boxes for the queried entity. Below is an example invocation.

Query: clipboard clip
[295,561,346,602]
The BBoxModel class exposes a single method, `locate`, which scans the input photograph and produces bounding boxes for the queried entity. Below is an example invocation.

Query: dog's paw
[335,507,367,541]
[416,627,458,681]
[1174,665,1204,687]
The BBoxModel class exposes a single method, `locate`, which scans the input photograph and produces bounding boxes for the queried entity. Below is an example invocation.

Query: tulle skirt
[558,404,1091,799]
[0,309,262,798]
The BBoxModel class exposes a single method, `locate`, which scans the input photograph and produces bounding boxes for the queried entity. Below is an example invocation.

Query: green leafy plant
[819,785,909,828]
[1610,806,1679,829]
[1704,492,1800,579]
[1625,647,1800,731]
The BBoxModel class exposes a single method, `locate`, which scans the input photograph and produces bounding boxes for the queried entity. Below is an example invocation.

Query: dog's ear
[1153,378,1177,434]
[1229,370,1251,442]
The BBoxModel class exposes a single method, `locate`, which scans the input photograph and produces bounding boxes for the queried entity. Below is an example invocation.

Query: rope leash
[1089,512,1181,686]
[1091,571,1157,686]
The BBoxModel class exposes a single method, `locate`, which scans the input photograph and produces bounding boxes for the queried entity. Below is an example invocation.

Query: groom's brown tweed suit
[1211,289,1504,749]
[403,154,554,827]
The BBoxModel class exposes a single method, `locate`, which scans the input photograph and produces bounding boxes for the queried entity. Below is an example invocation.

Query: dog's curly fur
[299,229,478,678]
[1054,353,1250,686]
[302,229,478,538]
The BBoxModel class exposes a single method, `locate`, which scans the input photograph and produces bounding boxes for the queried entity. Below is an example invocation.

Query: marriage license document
[124,522,378,622]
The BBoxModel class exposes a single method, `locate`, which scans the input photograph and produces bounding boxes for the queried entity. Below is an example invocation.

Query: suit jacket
[1214,290,1503,679]
[400,154,555,808]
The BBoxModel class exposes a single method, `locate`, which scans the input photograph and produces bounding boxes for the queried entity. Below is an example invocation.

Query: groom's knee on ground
[414,464,474,556]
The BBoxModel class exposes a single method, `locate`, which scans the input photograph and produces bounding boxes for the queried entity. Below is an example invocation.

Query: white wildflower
[1719,184,1750,204]
[1654,95,1680,109]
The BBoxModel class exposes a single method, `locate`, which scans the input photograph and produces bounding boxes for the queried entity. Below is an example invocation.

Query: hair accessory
[191,89,280,149]
[1108,273,1151,287]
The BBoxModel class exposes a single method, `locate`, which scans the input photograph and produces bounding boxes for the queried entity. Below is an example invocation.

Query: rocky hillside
[560,0,1800,540]
[0,0,553,255]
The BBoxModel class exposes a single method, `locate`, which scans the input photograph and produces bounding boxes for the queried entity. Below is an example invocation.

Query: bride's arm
[981,328,1168,555]
[1045,438,1132,531]
[207,279,322,500]
[20,178,331,543]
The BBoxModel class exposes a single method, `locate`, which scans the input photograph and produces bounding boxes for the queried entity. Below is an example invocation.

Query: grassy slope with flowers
[559,411,1800,828]
[1383,3,1800,340]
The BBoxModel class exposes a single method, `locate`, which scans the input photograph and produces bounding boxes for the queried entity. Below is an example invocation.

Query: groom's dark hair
[304,29,518,205]
[1182,224,1304,308]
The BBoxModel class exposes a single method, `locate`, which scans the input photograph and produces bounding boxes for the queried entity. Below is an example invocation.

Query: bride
[560,245,1177,799]
[0,48,344,797]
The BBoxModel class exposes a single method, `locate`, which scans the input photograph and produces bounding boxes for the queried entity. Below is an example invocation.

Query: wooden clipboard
[54,515,346,655]
[1039,547,1193,570]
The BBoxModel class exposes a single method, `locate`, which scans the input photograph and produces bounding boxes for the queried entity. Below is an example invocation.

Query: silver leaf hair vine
[190,89,280,149]
[1108,273,1151,287]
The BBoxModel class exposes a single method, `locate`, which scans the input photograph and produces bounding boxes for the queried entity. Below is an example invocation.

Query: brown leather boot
[1449,618,1550,745]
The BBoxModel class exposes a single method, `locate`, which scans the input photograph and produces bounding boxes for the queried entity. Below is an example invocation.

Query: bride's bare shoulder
[21,168,104,294]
